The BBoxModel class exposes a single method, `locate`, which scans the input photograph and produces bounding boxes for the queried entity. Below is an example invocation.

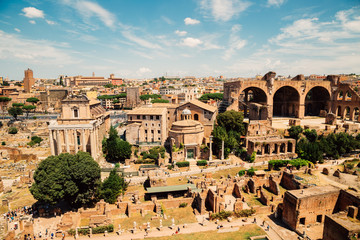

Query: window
[130,116,132,120]
[150,116,153,120]
[299,217,306,225]
[143,115,146,119]
[74,109,79,118]
[145,123,148,127]
[158,124,160,127]
[158,137,161,140]
[194,114,199,120]
[151,130,154,134]
[137,115,140,119]
[316,215,322,223]
[145,130,147,134]
[156,116,160,120]
[158,130,160,134]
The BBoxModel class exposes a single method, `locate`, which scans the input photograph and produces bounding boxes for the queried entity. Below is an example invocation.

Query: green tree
[26,97,40,105]
[8,107,23,120]
[102,126,132,163]
[216,110,245,134]
[296,138,323,163]
[303,129,317,142]
[30,152,101,206]
[12,103,24,107]
[99,168,127,204]
[23,105,36,118]
[0,97,11,111]
[28,136,43,147]
[198,93,223,101]
[151,99,169,103]
[288,126,303,142]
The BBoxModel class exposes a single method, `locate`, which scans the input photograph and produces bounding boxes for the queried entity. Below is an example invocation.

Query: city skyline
[0,0,359,80]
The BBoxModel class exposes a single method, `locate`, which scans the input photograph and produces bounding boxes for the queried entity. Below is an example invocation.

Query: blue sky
[0,0,359,80]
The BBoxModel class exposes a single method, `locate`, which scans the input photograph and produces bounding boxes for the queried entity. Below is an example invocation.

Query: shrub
[179,203,188,208]
[167,165,173,170]
[92,224,114,234]
[346,163,354,169]
[238,170,246,176]
[233,208,256,218]
[209,210,232,220]
[249,152,256,163]
[176,161,189,168]
[196,160,207,166]
[268,159,309,170]
[8,127,18,134]
[247,167,256,177]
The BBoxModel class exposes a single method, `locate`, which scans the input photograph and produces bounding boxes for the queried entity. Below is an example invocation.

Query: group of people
[3,206,34,223]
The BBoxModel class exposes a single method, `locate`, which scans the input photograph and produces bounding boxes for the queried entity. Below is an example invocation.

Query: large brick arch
[273,86,300,117]
[304,86,331,116]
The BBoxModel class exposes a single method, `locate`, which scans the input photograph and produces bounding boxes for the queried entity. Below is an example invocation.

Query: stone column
[209,135,213,161]
[82,129,86,152]
[221,140,224,160]
[74,130,78,153]
[90,129,96,159]
[56,130,62,154]
[185,146,187,160]
[49,130,55,155]
[65,129,70,153]
[276,144,280,154]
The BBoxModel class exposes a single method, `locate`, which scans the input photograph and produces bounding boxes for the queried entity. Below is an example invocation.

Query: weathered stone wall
[268,175,280,195]
[0,147,37,162]
[280,172,305,190]
[159,198,193,209]
[322,213,360,240]
[336,190,360,212]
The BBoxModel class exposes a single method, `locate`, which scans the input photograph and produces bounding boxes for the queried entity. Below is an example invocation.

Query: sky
[0,0,359,80]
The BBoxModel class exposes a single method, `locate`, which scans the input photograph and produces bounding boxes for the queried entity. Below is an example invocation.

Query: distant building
[48,95,110,160]
[126,87,141,108]
[126,107,167,145]
[23,68,35,93]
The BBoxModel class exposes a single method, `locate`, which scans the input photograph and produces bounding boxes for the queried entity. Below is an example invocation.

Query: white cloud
[200,0,251,22]
[184,17,200,25]
[46,20,55,25]
[223,24,247,60]
[225,7,360,77]
[122,31,161,49]
[181,37,203,47]
[0,30,76,65]
[14,28,21,33]
[29,20,36,24]
[22,7,44,18]
[175,30,187,36]
[136,67,152,76]
[267,0,285,7]
[62,0,116,28]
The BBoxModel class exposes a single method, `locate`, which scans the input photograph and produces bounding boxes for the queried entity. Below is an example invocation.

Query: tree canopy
[139,94,161,101]
[151,99,169,103]
[99,168,128,204]
[212,110,245,159]
[0,97,11,102]
[30,152,101,206]
[198,93,223,101]
[8,107,23,120]
[12,103,24,107]
[288,126,303,142]
[26,97,40,104]
[97,93,126,100]
[102,126,132,163]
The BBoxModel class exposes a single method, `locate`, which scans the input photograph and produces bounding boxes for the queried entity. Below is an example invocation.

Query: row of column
[49,127,99,160]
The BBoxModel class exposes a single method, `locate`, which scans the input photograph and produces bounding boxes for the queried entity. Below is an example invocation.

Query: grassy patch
[242,192,264,207]
[147,224,265,240]
[2,187,36,210]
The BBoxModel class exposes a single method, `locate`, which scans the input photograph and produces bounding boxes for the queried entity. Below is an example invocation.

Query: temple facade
[48,95,110,161]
